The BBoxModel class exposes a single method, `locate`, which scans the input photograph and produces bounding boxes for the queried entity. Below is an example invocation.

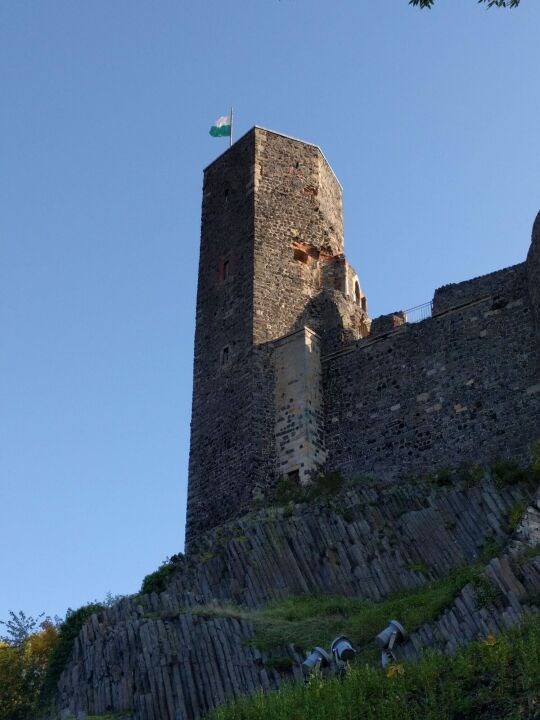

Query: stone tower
[186,128,369,545]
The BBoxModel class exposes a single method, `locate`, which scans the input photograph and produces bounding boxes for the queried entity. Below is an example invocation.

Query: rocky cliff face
[52,473,540,720]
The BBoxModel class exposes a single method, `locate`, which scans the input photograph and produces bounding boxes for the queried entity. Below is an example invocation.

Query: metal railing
[403,301,433,324]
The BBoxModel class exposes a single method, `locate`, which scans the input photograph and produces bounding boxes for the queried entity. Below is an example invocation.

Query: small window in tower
[221,346,230,366]
[355,281,361,304]
[361,296,367,313]
[288,469,300,485]
[219,259,230,282]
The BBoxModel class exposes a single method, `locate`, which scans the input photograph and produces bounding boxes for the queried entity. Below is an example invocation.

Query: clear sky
[1,0,539,623]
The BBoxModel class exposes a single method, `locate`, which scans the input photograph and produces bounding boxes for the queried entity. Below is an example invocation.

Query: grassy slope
[210,617,540,720]
[250,567,479,655]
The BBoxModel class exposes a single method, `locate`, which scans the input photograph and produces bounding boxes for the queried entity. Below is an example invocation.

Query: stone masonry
[186,128,368,545]
[186,127,539,546]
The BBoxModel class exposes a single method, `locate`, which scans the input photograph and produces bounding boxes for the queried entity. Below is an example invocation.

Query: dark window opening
[219,259,230,282]
[355,281,361,304]
[221,346,230,366]
[288,469,300,484]
[361,296,367,313]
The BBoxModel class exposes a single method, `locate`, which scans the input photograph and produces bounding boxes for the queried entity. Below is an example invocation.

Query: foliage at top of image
[410,0,520,7]
[211,615,540,720]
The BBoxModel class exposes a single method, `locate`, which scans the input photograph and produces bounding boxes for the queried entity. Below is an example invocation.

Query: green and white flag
[209,114,232,137]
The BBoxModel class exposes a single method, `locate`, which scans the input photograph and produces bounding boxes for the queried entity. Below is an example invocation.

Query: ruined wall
[324,259,540,481]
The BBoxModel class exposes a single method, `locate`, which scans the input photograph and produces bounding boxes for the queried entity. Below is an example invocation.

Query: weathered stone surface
[324,258,540,482]
[53,478,539,720]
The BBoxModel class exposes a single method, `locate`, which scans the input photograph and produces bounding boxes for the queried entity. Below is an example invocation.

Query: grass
[249,566,479,654]
[508,500,529,532]
[210,616,540,720]
[152,566,480,660]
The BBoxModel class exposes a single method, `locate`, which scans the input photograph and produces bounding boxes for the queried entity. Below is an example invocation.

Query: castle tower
[186,128,368,546]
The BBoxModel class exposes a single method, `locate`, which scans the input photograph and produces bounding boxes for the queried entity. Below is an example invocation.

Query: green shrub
[462,462,485,486]
[479,536,504,563]
[267,470,345,508]
[141,558,176,594]
[471,575,504,609]
[271,477,304,506]
[508,501,528,532]
[40,603,104,706]
[490,459,536,487]
[310,470,344,496]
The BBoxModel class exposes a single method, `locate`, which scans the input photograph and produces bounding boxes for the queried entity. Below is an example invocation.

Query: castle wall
[324,260,540,481]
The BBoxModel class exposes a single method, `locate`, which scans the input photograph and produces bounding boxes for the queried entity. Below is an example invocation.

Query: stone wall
[324,257,540,482]
[186,131,259,544]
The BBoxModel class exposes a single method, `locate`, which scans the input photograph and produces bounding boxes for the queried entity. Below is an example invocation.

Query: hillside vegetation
[211,616,540,720]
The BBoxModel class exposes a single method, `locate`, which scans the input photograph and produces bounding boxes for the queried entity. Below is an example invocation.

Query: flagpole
[230,106,234,148]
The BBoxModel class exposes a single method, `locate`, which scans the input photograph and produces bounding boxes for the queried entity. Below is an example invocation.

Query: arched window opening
[361,296,367,313]
[219,259,230,282]
[355,280,361,304]
[220,346,230,366]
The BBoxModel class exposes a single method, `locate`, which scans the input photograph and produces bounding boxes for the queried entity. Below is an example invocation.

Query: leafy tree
[410,0,520,7]
[0,610,45,646]
[0,614,59,720]
[0,642,29,720]
[40,603,104,706]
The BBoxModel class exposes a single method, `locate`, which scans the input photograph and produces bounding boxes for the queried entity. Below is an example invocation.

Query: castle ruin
[186,127,540,545]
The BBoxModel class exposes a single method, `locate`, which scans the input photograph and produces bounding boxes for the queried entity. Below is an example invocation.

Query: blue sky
[1,0,539,623]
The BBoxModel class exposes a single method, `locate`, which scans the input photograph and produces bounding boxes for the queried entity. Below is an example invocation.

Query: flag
[209,114,232,137]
